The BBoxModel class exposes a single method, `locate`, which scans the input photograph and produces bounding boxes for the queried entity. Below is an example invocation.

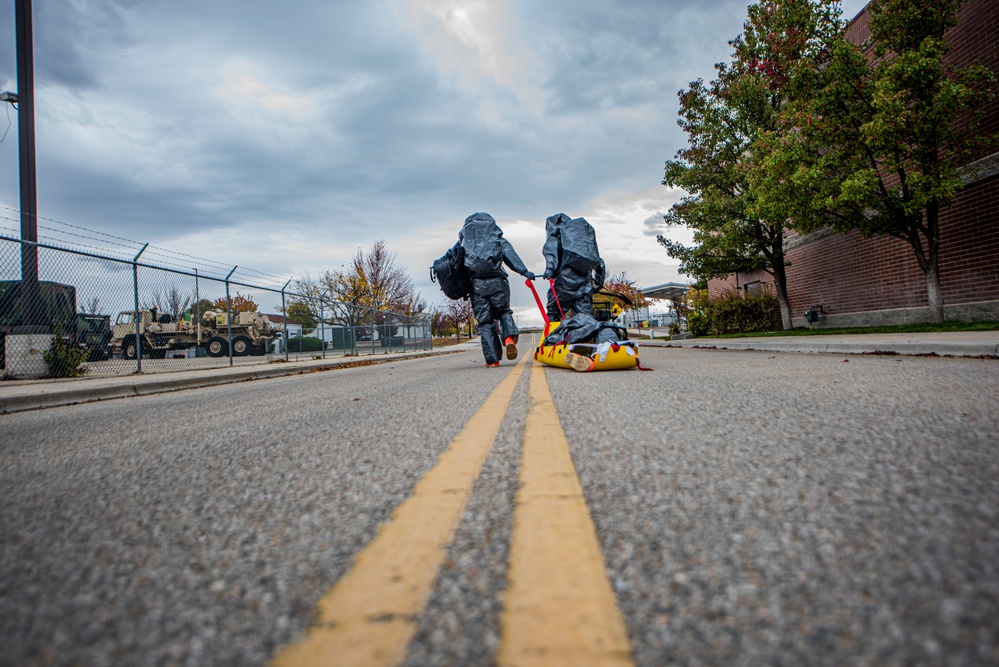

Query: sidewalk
[0,345,471,415]
[642,330,999,358]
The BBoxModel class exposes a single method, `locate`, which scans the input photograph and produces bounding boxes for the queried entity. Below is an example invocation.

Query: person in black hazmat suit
[459,212,536,367]
[541,213,606,322]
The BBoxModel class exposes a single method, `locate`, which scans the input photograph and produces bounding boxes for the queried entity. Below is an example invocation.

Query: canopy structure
[640,282,689,301]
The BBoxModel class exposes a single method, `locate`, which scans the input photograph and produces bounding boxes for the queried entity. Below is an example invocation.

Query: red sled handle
[525,278,549,325]
[549,278,565,320]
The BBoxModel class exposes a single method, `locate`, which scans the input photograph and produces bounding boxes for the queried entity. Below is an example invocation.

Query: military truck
[112,308,282,359]
[73,313,114,361]
[201,310,283,357]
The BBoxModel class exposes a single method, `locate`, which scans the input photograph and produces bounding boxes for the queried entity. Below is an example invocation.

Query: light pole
[15,0,40,330]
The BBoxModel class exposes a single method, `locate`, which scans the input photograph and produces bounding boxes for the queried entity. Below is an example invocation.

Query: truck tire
[122,336,142,360]
[206,336,228,357]
[231,335,252,357]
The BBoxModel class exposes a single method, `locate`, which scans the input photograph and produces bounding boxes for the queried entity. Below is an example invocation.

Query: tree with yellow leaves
[294,240,425,330]
[594,272,649,316]
[212,292,258,313]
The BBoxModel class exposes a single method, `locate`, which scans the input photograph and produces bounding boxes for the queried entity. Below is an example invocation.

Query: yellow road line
[272,354,529,667]
[499,362,634,667]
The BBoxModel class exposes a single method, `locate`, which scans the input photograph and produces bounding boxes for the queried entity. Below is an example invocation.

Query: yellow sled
[533,320,640,371]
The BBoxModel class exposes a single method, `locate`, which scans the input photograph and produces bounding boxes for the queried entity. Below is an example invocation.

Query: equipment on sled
[526,278,646,372]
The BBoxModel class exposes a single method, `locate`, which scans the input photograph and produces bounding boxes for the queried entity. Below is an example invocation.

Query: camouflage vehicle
[200,310,283,357]
[73,313,114,361]
[0,280,76,334]
[111,308,282,359]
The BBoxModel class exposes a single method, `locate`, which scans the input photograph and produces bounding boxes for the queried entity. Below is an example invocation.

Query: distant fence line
[1,234,432,379]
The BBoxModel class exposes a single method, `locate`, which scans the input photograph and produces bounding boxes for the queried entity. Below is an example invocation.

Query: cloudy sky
[0,0,867,324]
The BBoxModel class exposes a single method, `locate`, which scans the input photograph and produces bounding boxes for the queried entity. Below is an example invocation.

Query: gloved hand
[542,269,553,280]
[524,271,536,281]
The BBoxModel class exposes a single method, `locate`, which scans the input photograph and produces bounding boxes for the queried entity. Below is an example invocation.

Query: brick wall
[708,0,999,323]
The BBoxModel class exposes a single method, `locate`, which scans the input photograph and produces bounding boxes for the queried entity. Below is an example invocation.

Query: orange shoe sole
[504,338,518,360]
[564,352,595,372]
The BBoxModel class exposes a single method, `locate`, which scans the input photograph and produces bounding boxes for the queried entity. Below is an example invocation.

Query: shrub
[44,322,90,378]
[286,336,324,352]
[704,289,781,334]
[687,312,711,337]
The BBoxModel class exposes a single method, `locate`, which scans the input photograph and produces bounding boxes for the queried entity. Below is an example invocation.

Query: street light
[15,0,41,330]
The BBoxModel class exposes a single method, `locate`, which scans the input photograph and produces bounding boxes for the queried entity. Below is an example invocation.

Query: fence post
[281,279,290,362]
[348,302,356,356]
[132,243,148,373]
[194,268,202,350]
[225,265,236,367]
[320,299,326,359]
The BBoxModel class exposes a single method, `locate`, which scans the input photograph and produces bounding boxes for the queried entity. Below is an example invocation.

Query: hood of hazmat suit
[459,212,531,280]
[542,213,606,296]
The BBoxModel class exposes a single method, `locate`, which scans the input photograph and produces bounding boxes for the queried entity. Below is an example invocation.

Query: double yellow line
[272,354,633,667]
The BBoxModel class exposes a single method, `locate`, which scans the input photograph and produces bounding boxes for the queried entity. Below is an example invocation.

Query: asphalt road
[2,345,998,666]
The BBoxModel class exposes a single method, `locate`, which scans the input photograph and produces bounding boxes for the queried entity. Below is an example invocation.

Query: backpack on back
[431,243,473,300]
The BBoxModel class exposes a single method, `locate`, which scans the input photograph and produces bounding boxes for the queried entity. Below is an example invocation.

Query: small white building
[261,314,303,348]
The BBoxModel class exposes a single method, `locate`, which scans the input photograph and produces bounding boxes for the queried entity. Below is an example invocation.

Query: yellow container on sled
[533,321,639,371]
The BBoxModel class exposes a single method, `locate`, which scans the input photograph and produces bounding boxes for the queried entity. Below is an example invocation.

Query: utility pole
[16,0,41,330]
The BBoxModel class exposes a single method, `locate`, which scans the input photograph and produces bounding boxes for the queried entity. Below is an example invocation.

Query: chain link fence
[1,235,432,379]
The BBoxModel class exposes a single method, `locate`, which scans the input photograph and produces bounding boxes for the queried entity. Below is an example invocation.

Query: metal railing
[1,235,432,379]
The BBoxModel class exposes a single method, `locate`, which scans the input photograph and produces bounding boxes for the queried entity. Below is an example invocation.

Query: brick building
[708,0,999,327]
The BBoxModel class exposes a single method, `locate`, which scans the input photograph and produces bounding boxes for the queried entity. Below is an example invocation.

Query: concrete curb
[0,349,457,415]
[644,338,999,357]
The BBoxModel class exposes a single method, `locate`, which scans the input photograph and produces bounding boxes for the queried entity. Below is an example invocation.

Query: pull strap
[550,278,565,320]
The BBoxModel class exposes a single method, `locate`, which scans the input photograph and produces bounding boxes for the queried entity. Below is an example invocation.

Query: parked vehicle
[200,310,283,357]
[0,280,76,335]
[111,308,283,359]
[73,313,113,361]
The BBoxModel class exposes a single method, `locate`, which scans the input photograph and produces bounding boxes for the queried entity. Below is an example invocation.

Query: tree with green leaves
[753,0,995,322]
[284,299,318,329]
[659,0,842,330]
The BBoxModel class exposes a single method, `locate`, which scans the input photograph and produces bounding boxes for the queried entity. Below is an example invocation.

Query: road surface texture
[2,344,997,666]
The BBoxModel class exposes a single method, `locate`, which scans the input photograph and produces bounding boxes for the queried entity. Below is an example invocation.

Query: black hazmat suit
[542,213,606,321]
[459,212,535,365]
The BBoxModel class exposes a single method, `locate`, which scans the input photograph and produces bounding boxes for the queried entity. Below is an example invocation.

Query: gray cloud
[0,0,872,301]
[642,212,666,237]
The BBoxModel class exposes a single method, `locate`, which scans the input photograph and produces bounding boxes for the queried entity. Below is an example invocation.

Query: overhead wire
[37,224,141,253]
[0,206,293,289]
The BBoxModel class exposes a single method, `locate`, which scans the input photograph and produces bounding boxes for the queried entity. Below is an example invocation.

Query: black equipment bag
[431,243,473,300]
